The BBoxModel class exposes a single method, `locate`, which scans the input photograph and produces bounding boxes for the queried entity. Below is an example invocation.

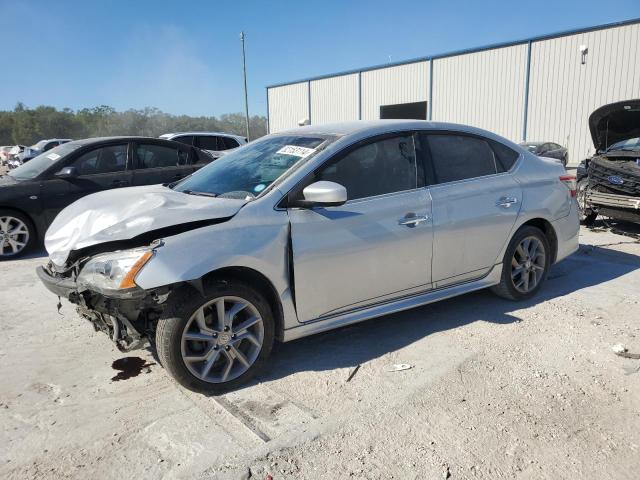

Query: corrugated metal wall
[267,21,640,165]
[267,82,309,133]
[431,44,528,141]
[361,61,429,120]
[527,23,640,162]
[310,74,359,124]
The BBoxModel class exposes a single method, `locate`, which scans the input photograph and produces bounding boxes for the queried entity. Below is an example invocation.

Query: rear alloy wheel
[510,236,546,294]
[491,226,550,301]
[155,281,274,394]
[577,179,597,226]
[0,211,34,259]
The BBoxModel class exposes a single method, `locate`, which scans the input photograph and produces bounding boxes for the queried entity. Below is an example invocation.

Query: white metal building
[266,19,640,166]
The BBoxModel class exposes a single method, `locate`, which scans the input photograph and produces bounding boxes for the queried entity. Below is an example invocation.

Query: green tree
[0,104,268,146]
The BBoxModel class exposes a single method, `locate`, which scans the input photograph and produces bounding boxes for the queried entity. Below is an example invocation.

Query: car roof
[160,131,246,140]
[66,136,180,146]
[279,119,502,137]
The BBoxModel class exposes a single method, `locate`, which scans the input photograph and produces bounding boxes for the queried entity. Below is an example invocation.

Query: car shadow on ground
[21,248,48,260]
[251,244,639,388]
[587,219,640,238]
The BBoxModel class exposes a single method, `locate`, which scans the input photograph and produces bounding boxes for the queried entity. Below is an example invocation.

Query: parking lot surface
[1,224,639,479]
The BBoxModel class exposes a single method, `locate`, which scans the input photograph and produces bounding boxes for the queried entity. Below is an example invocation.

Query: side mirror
[55,166,78,178]
[300,181,347,207]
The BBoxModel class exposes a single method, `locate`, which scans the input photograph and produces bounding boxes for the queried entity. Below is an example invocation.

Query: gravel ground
[0,222,639,480]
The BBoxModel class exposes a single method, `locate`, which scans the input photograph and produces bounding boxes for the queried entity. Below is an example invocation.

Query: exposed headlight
[76,248,153,294]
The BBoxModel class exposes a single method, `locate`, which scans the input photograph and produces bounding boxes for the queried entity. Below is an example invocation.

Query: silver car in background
[37,120,579,393]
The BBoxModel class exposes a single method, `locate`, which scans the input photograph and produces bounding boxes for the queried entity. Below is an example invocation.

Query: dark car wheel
[0,209,36,259]
[491,226,551,301]
[155,280,275,394]
[577,179,597,226]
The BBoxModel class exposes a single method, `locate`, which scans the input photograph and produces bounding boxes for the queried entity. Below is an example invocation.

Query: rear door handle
[496,196,518,208]
[398,214,429,227]
[111,180,129,187]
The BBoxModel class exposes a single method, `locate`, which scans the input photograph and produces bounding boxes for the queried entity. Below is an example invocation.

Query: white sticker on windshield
[276,145,316,158]
[47,153,61,160]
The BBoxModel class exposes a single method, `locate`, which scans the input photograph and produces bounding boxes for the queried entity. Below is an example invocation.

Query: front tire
[0,209,36,260]
[491,226,551,301]
[577,179,597,226]
[155,281,275,394]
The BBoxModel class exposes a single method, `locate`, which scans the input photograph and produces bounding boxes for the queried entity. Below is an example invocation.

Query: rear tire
[155,280,274,394]
[491,226,550,301]
[577,179,597,226]
[0,209,36,260]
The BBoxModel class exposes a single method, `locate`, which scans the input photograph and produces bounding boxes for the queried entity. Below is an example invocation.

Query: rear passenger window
[316,135,417,200]
[427,134,497,183]
[196,136,220,151]
[489,140,519,172]
[222,137,239,149]
[135,144,185,169]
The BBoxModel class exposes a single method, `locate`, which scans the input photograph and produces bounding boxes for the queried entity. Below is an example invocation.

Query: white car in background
[0,146,13,165]
[159,132,247,159]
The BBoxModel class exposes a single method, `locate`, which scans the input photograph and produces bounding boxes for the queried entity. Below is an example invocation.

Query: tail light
[560,174,577,197]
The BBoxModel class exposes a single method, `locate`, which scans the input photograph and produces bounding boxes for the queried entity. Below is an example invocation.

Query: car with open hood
[0,136,213,258]
[36,120,579,394]
[577,99,640,225]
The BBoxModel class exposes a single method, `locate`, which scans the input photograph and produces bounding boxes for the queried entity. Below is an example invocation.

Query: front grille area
[588,156,640,196]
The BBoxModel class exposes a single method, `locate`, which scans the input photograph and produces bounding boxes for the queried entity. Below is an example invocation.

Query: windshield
[32,140,48,150]
[605,137,640,152]
[173,134,329,198]
[8,143,80,180]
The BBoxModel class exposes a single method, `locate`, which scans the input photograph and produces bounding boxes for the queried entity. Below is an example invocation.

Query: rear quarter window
[489,140,519,172]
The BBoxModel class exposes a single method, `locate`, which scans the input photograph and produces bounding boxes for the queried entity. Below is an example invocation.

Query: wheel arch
[519,217,558,264]
[199,266,285,341]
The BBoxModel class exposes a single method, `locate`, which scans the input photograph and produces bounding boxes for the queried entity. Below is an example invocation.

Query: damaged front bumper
[37,264,170,352]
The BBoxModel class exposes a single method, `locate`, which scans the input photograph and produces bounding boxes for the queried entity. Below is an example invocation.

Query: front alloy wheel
[155,281,274,394]
[181,296,264,383]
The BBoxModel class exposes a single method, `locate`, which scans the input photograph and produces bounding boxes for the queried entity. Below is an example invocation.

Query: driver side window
[71,144,127,175]
[315,135,418,200]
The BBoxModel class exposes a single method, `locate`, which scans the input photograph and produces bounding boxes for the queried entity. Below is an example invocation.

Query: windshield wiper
[182,190,219,197]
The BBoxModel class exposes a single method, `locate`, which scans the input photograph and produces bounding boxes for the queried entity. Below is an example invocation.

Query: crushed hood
[45,185,247,266]
[589,99,640,152]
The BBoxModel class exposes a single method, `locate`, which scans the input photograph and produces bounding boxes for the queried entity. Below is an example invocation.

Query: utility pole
[240,31,250,141]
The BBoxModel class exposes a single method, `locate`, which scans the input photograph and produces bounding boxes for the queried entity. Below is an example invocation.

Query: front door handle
[398,214,429,227]
[496,196,518,208]
[111,180,129,187]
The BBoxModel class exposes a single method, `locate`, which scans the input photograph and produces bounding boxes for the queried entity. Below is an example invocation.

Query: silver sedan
[38,120,580,393]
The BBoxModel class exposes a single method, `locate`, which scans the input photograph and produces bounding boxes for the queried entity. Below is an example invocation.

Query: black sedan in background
[0,136,214,259]
[519,141,569,166]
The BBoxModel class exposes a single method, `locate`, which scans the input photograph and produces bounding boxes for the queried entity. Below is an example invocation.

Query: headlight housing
[76,248,153,295]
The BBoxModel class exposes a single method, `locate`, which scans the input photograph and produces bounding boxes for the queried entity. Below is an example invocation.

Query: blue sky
[0,0,638,117]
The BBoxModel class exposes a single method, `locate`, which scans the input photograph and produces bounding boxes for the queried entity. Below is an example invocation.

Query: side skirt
[282,264,503,342]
